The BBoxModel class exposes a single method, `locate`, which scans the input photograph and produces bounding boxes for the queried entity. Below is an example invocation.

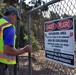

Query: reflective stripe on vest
[0,51,16,60]
[0,23,12,37]
[0,20,16,64]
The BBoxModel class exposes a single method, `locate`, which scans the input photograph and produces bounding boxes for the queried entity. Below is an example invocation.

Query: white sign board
[44,17,75,68]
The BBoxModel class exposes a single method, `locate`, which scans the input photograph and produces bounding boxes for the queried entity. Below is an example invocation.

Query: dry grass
[17,50,75,75]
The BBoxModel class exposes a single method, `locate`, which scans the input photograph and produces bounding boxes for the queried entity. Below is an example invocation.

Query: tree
[50,11,60,20]
[3,0,18,5]
[61,13,71,18]
[1,0,61,50]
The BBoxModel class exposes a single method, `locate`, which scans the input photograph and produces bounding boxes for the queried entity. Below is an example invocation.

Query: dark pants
[0,63,9,75]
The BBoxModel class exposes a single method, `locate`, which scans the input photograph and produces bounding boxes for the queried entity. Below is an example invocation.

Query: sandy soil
[17,50,75,75]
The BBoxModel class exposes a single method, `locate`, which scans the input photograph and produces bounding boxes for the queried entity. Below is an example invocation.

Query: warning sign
[44,17,75,68]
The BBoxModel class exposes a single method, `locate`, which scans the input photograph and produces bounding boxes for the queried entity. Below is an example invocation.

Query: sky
[25,0,49,4]
[56,0,76,16]
[25,0,76,18]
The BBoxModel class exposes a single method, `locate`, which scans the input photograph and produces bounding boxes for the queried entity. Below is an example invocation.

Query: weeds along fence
[9,0,76,75]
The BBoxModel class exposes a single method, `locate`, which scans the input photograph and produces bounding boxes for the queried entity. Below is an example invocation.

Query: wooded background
[1,0,75,51]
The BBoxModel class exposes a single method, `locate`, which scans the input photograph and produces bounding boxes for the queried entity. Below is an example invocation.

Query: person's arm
[3,26,32,56]
[4,45,32,56]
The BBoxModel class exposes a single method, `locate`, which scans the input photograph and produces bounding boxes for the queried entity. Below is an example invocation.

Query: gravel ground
[16,50,75,75]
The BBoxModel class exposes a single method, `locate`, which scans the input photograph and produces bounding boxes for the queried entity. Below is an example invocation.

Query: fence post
[27,14,32,75]
[14,0,22,75]
[26,0,63,75]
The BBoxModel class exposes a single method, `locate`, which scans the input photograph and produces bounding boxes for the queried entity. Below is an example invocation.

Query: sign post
[44,17,75,68]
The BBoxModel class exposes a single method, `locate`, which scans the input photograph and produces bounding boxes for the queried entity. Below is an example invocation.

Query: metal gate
[17,0,76,75]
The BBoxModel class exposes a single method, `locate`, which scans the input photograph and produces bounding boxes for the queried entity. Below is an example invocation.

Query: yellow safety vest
[0,18,16,64]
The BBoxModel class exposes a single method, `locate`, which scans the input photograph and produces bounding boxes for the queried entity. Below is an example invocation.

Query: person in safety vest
[0,6,32,75]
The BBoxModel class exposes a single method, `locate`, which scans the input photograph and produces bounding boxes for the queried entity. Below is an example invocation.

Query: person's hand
[23,45,32,52]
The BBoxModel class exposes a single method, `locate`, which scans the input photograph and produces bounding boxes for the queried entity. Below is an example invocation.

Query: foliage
[19,25,41,50]
[19,25,28,47]
[30,31,41,51]
[0,3,7,18]
[0,0,41,50]
[3,0,19,5]
[61,13,71,18]
[1,0,76,50]
[50,11,60,20]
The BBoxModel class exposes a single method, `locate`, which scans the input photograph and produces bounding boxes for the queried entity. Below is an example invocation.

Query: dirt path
[17,50,75,75]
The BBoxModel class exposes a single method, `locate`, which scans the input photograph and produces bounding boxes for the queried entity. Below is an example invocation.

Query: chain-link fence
[16,0,76,75]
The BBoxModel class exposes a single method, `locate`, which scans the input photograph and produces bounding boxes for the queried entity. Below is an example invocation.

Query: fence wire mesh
[16,0,76,75]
